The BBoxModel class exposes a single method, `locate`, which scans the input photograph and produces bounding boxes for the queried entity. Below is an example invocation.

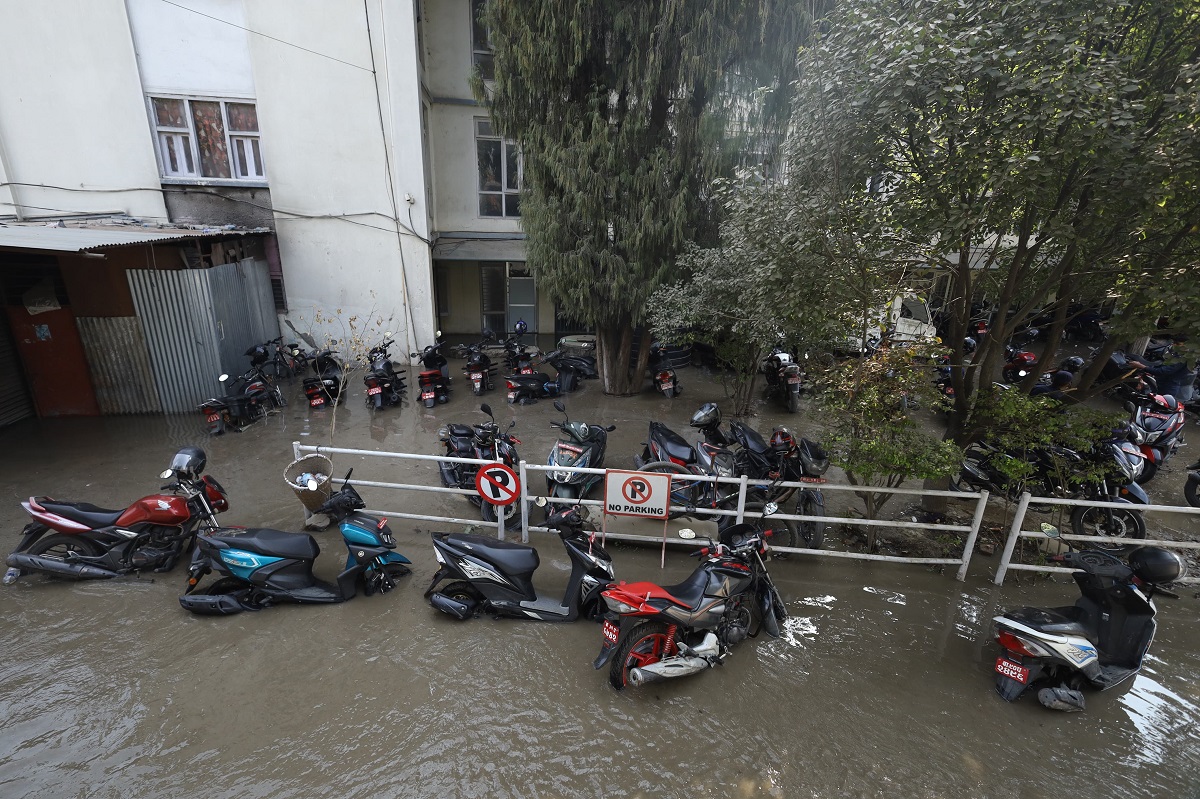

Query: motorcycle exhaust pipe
[5,552,122,580]
[629,655,714,686]
[430,592,477,620]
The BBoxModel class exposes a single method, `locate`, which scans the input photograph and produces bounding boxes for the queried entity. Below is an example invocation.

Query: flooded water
[1,368,1198,798]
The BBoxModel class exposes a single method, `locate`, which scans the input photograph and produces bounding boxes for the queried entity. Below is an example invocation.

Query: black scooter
[505,350,579,404]
[545,400,615,513]
[993,525,1182,712]
[303,349,346,409]
[179,471,412,614]
[411,331,451,408]
[363,334,406,409]
[457,332,500,395]
[424,499,615,622]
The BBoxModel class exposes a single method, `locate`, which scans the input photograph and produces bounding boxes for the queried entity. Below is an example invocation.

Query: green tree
[784,0,1200,432]
[475,0,824,394]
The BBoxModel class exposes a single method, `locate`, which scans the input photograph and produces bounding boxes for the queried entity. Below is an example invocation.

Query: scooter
[436,403,522,527]
[303,348,346,409]
[649,342,681,398]
[505,350,577,404]
[1124,393,1186,484]
[594,521,788,689]
[411,332,451,408]
[761,346,806,413]
[179,470,411,614]
[992,524,1182,712]
[363,333,406,409]
[544,400,615,515]
[4,447,230,585]
[424,498,615,621]
[1001,329,1041,384]
[458,332,499,395]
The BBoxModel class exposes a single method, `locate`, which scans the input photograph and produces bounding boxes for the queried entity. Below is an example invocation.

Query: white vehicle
[836,294,939,354]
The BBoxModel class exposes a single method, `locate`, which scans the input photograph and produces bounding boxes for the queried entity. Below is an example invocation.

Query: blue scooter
[179,470,411,615]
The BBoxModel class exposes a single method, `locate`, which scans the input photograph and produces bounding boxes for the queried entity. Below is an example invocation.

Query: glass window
[150,96,265,183]
[474,117,521,218]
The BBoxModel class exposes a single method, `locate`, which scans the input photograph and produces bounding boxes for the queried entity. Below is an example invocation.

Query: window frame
[147,95,267,186]
[470,0,494,81]
[474,118,522,218]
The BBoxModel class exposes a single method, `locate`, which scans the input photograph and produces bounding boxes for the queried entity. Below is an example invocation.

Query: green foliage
[476,0,828,392]
[819,346,963,544]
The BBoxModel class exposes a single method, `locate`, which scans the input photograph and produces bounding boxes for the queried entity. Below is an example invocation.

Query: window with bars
[475,119,521,218]
[150,97,265,182]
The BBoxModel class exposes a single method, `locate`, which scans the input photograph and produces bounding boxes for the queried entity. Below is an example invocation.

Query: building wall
[0,2,169,221]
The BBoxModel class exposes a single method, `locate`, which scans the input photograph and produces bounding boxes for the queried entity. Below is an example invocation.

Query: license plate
[787,376,801,384]
[206,413,220,423]
[470,372,483,380]
[602,620,619,645]
[309,397,325,407]
[507,391,517,401]
[659,381,672,390]
[368,386,382,395]
[995,657,1029,683]
[521,368,534,375]
[421,390,435,401]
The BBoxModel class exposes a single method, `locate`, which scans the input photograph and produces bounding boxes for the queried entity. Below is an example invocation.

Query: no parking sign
[604,470,671,519]
[475,463,520,506]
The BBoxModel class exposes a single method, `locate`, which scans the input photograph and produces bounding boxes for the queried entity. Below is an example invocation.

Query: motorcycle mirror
[435,330,443,338]
[1040,523,1061,539]
[508,419,516,429]
[553,399,566,413]
[534,496,548,508]
[1124,401,1135,413]
[678,528,697,540]
[480,403,493,417]
[159,469,174,479]
[219,373,230,382]
[606,425,617,432]
[764,502,779,516]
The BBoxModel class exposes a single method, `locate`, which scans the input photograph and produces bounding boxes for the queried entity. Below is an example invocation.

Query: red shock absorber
[664,624,679,657]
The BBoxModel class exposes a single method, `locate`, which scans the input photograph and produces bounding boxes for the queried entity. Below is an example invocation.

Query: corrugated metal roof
[0,224,269,253]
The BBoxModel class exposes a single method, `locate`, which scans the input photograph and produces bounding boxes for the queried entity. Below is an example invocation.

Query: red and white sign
[604,469,671,518]
[475,463,520,506]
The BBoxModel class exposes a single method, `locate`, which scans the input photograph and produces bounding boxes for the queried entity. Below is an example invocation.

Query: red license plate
[206,413,220,423]
[421,390,435,401]
[602,620,619,645]
[787,376,801,384]
[367,386,382,395]
[507,391,517,401]
[995,657,1029,683]
[521,368,534,375]
[309,398,324,407]
[659,381,672,390]
[470,372,483,380]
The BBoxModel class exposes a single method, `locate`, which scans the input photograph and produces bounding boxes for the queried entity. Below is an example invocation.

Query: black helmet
[1059,355,1084,373]
[963,336,977,354]
[1128,547,1184,584]
[169,447,207,480]
[514,319,528,336]
[1050,370,1074,388]
[689,402,721,428]
[245,344,269,366]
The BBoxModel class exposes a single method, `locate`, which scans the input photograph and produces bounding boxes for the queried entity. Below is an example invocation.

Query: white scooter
[992,524,1183,712]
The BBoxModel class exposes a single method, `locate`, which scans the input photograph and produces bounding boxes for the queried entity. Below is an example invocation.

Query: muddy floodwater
[1,369,1198,798]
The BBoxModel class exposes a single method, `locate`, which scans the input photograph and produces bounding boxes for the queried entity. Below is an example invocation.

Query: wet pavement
[1,367,1198,798]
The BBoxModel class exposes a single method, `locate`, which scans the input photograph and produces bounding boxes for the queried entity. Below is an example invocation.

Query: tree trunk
[597,323,649,396]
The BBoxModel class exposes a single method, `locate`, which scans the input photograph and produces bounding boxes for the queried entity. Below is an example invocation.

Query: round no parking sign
[475,463,520,506]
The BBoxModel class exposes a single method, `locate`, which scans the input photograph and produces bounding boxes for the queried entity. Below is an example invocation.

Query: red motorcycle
[593,522,788,690]
[3,447,229,585]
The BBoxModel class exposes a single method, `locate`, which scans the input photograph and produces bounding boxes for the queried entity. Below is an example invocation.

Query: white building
[0,0,551,426]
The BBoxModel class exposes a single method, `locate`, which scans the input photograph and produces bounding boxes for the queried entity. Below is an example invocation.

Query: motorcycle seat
[732,422,770,454]
[657,568,712,610]
[448,423,475,437]
[650,423,696,464]
[445,532,539,574]
[37,499,124,528]
[1002,606,1091,639]
[208,528,320,560]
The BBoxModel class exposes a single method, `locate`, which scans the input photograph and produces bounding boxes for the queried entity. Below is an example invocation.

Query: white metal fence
[292,442,991,580]
[993,491,1200,585]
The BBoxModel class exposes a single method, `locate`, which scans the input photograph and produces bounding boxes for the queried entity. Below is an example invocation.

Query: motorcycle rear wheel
[1186,474,1200,508]
[26,534,104,578]
[787,392,801,414]
[609,620,672,690]
[481,500,522,531]
[1070,503,1146,551]
[796,491,827,550]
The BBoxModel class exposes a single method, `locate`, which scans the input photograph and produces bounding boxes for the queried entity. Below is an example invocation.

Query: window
[150,97,265,182]
[470,0,494,80]
[475,119,521,217]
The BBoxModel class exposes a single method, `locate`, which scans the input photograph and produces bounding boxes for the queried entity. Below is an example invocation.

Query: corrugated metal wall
[0,315,33,427]
[75,317,162,414]
[127,259,279,414]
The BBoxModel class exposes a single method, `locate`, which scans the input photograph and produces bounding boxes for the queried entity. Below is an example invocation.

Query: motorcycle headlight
[550,470,572,483]
[437,426,450,441]
[434,549,445,565]
[1128,426,1146,445]
[1017,370,1028,378]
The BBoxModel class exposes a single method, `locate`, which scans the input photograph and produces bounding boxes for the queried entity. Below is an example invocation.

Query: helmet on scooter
[689,402,721,429]
[769,426,796,454]
[1127,547,1184,584]
[168,446,207,480]
[1059,355,1084,374]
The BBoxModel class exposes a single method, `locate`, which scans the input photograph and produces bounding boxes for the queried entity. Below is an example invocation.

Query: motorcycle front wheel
[481,501,522,531]
[1186,473,1200,508]
[796,491,827,550]
[741,501,798,553]
[1070,502,1146,551]
[609,620,672,690]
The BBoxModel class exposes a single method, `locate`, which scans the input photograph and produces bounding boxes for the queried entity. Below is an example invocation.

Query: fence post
[955,490,989,581]
[735,475,748,524]
[519,459,530,544]
[994,492,1032,586]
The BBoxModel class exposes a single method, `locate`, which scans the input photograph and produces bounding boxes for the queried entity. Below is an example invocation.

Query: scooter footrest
[178,592,247,615]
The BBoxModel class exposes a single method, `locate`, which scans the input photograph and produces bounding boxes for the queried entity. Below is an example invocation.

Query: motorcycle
[761,346,806,413]
[1063,305,1107,343]
[458,332,499,395]
[544,400,615,515]
[1124,393,1187,484]
[649,342,681,398]
[593,521,788,689]
[992,524,1182,712]
[1001,329,1041,385]
[436,403,522,527]
[411,332,451,408]
[303,348,347,409]
[4,447,229,585]
[505,350,579,404]
[198,345,287,434]
[363,333,407,409]
[179,470,411,614]
[424,498,614,621]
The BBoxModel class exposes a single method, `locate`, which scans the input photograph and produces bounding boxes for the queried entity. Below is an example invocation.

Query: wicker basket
[284,453,335,512]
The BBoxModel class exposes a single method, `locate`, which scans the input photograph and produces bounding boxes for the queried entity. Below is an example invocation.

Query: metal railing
[993,491,1200,585]
[293,442,990,580]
